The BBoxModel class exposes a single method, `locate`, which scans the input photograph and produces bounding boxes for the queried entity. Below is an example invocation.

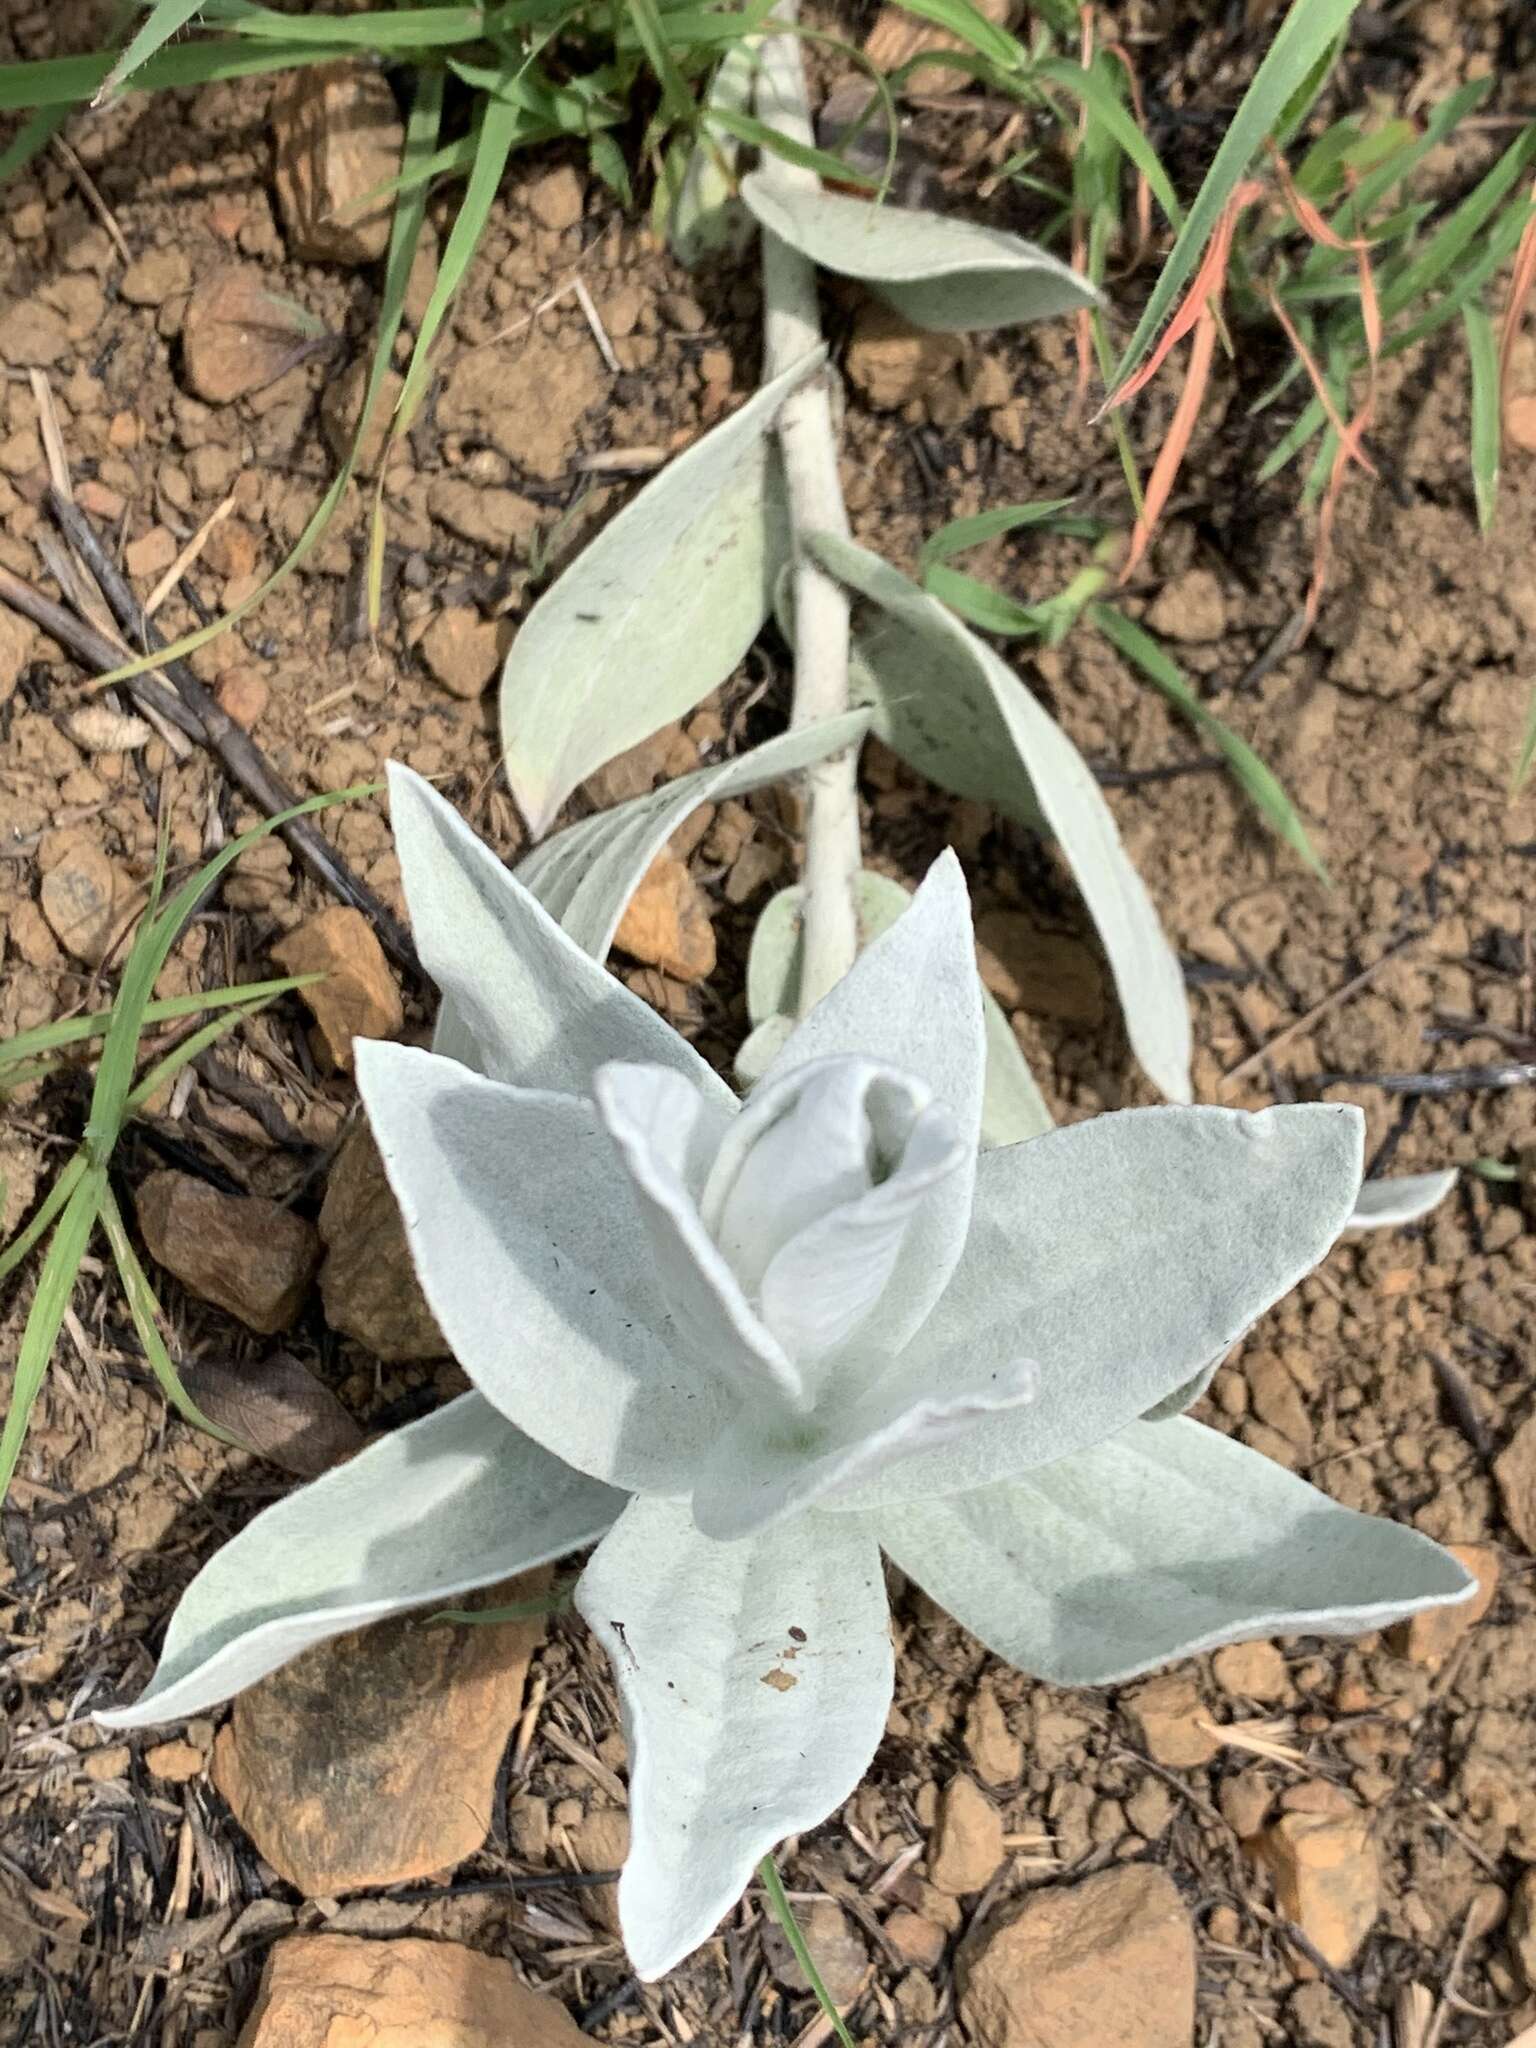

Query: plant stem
[754,9,862,1015]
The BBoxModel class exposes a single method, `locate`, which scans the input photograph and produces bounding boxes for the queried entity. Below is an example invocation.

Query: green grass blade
[0,974,316,1075]
[1108,0,1361,395]
[0,1165,105,1506]
[627,0,696,124]
[98,1183,237,1442]
[1036,57,1183,232]
[708,107,879,187]
[85,787,365,1159]
[1090,602,1327,880]
[924,564,1046,636]
[758,1855,858,2048]
[1378,126,1536,325]
[95,0,209,102]
[0,104,69,183]
[0,1150,86,1289]
[125,995,283,1113]
[920,498,1081,567]
[1463,297,1500,533]
[883,0,1023,72]
[0,39,357,110]
[1513,685,1536,796]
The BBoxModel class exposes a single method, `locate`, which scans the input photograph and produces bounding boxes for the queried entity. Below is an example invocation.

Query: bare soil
[3,2,1536,2043]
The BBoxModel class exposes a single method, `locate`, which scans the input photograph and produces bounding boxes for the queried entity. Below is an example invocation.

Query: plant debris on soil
[4,3,1536,2045]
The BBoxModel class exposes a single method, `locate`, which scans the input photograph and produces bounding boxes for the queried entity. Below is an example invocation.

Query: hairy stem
[755,11,862,1015]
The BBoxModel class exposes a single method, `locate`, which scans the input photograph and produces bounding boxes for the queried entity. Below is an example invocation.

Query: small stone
[1125,1779,1174,1840]
[1510,1868,1536,1988]
[885,1908,947,1970]
[845,300,963,410]
[145,1738,205,1784]
[135,1171,321,1335]
[82,1745,131,1782]
[1245,1354,1313,1449]
[420,607,507,700]
[270,907,403,1072]
[1146,568,1227,644]
[864,0,1016,96]
[320,359,404,477]
[182,266,305,404]
[964,1686,1023,1787]
[1251,1807,1378,1968]
[766,1900,868,2006]
[215,1573,549,1894]
[1212,1640,1290,1702]
[585,723,699,806]
[214,666,270,730]
[39,840,118,964]
[318,1123,447,1360]
[1389,1544,1496,1665]
[124,525,179,581]
[1125,1672,1218,1768]
[234,1934,588,2048]
[1220,1768,1273,1839]
[0,300,69,368]
[1288,1982,1355,2048]
[975,913,1104,1026]
[425,476,540,552]
[0,608,34,703]
[271,61,403,263]
[569,1808,629,1936]
[958,1866,1195,2048]
[119,247,192,307]
[1495,1417,1536,1550]
[928,1773,1004,1896]
[614,854,716,983]
[525,166,584,232]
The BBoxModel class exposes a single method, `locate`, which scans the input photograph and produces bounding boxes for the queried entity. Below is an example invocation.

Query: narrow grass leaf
[0,976,317,1077]
[1037,57,1182,232]
[923,564,1045,636]
[1090,602,1326,878]
[920,499,1079,567]
[0,1152,86,1289]
[95,0,208,103]
[1108,0,1361,396]
[0,1166,105,1505]
[1463,298,1501,533]
[0,104,68,183]
[98,1185,237,1443]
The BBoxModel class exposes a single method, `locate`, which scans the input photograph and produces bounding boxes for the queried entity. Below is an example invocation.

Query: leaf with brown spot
[180,1353,365,1479]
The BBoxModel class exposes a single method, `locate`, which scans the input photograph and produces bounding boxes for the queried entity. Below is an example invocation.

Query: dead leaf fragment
[180,1353,365,1479]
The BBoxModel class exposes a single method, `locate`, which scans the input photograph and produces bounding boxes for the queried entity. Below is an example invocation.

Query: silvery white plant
[104,764,1472,1980]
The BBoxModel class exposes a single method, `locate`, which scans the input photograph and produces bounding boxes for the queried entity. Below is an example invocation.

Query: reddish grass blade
[1497,176,1536,436]
[1119,306,1217,581]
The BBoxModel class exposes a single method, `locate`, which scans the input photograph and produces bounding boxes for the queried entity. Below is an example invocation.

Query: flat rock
[845,300,962,411]
[39,838,119,964]
[1124,1672,1218,1768]
[271,907,403,1072]
[236,1934,588,2048]
[1251,1807,1378,1968]
[1495,1417,1536,1551]
[964,1686,1023,1787]
[420,607,508,700]
[318,1122,447,1361]
[958,1865,1195,2048]
[214,1571,549,1894]
[569,1807,629,1936]
[437,328,603,482]
[0,300,69,368]
[928,1773,1004,1896]
[1388,1543,1497,1666]
[975,913,1104,1026]
[614,854,716,982]
[136,1171,320,1335]
[270,60,403,264]
[182,266,305,404]
[525,166,585,232]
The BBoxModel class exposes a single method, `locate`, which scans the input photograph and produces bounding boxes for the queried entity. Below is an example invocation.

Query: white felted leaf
[500,349,820,838]
[700,1057,965,1372]
[575,1497,893,1979]
[813,533,1192,1104]
[355,1041,730,1490]
[827,1102,1364,1509]
[592,1063,807,1415]
[515,715,872,961]
[690,1352,1037,1541]
[739,174,1098,333]
[875,1415,1474,1686]
[387,763,733,1108]
[1347,1169,1458,1230]
[98,1395,622,1728]
[758,852,984,1356]
[746,871,1053,1147]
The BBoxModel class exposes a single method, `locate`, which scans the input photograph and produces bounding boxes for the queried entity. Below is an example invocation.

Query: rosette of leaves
[103,768,1471,1980]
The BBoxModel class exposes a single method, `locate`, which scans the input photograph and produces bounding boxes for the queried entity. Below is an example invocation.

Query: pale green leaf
[812,533,1192,1103]
[739,172,1097,332]
[500,348,820,837]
